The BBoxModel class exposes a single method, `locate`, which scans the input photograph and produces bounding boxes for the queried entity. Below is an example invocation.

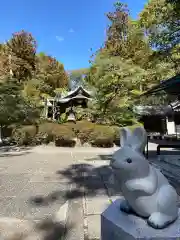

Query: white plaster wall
[166,117,176,135]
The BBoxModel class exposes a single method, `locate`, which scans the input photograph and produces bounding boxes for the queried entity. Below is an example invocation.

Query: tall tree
[86,0,177,125]
[6,30,37,81]
[0,44,10,78]
[0,77,39,142]
[104,1,129,57]
[104,1,152,68]
[36,53,68,95]
[139,0,180,73]
[86,53,147,124]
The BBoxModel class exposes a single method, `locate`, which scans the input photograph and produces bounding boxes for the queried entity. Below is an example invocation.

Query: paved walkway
[0,144,180,240]
[0,146,119,240]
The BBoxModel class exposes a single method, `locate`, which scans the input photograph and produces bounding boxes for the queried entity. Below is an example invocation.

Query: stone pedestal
[101,198,180,240]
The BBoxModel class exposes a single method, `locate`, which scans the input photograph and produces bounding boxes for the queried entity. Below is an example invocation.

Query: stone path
[0,146,119,240]
[0,144,180,240]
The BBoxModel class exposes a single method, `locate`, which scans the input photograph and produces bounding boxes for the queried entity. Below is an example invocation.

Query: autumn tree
[104,1,130,58]
[36,52,68,95]
[6,30,37,81]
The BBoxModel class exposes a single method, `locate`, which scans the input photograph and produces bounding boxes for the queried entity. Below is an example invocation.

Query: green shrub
[89,125,115,148]
[61,122,76,131]
[58,112,67,124]
[112,125,120,146]
[73,120,95,144]
[2,126,13,138]
[54,126,76,147]
[39,122,56,135]
[12,125,37,146]
[34,132,55,145]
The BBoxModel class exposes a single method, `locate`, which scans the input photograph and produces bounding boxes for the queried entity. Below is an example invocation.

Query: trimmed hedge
[12,125,37,146]
[12,124,55,146]
[10,120,142,147]
[89,125,115,148]
[74,121,96,144]
[54,125,76,147]
[112,125,121,147]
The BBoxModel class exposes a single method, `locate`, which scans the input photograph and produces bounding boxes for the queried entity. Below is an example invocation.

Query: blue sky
[0,0,147,71]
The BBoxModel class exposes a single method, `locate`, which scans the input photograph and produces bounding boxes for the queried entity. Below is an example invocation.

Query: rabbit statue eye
[126,158,132,163]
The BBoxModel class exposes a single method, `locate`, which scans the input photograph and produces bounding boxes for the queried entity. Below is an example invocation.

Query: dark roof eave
[141,74,180,96]
[133,105,173,116]
[63,86,92,99]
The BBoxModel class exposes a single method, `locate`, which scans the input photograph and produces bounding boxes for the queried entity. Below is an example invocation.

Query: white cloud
[56,36,64,42]
[68,28,75,33]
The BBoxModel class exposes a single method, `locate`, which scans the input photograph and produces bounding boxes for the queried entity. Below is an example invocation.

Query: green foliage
[112,125,121,146]
[9,120,143,147]
[75,106,90,121]
[89,125,115,148]
[0,77,40,128]
[0,0,179,130]
[87,55,147,124]
[85,0,179,126]
[12,125,37,145]
[139,0,180,73]
[39,122,56,135]
[58,112,67,124]
[103,2,152,68]
[74,120,96,144]
[85,2,152,125]
[35,132,55,145]
[54,125,76,147]
[12,124,54,146]
[36,53,68,95]
[69,68,90,90]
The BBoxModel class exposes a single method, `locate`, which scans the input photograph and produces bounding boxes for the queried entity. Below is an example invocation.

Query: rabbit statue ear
[129,126,147,152]
[120,127,132,147]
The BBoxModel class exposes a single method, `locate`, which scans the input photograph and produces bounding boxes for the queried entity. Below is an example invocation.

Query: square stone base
[101,198,180,240]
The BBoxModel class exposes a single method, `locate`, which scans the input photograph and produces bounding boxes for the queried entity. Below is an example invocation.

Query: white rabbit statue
[110,126,179,229]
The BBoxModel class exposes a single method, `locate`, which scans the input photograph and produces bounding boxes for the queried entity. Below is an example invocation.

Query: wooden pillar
[44,99,48,119]
[162,117,167,135]
[52,100,55,120]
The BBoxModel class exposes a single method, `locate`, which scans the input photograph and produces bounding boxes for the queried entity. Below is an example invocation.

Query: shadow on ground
[4,218,72,240]
[0,152,31,158]
[56,158,121,200]
[0,146,32,152]
[35,218,71,240]
[29,190,66,207]
[28,146,180,204]
[0,146,32,158]
[28,160,120,209]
